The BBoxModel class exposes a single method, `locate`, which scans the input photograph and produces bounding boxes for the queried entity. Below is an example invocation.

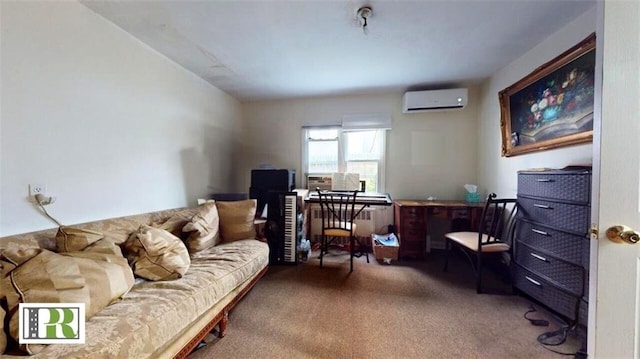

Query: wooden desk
[394,200,485,259]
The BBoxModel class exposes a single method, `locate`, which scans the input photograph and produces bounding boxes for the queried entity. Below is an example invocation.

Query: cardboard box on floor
[371,233,399,263]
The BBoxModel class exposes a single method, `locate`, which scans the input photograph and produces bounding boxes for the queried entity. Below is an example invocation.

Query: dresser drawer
[515,242,585,296]
[513,265,580,320]
[518,172,591,204]
[518,197,590,235]
[515,219,589,267]
[579,298,588,327]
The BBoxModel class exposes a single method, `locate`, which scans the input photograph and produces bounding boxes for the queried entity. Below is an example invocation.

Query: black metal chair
[316,189,369,272]
[443,193,517,293]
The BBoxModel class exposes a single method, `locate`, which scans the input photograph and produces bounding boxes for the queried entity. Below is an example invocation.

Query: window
[304,127,386,192]
[306,128,339,174]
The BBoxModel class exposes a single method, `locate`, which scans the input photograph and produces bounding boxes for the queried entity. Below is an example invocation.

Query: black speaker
[249,169,296,212]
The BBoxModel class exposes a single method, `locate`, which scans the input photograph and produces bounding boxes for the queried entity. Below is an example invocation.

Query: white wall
[478,8,596,196]
[241,87,480,200]
[0,2,242,236]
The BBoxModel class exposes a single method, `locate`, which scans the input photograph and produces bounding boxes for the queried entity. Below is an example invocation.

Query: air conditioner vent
[402,88,468,113]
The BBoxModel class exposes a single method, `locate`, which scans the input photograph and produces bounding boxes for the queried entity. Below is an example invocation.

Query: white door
[591,0,640,357]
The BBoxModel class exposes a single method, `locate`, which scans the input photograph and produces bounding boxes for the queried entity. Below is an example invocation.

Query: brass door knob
[606,225,640,244]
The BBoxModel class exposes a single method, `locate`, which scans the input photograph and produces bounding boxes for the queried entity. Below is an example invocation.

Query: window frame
[302,126,386,192]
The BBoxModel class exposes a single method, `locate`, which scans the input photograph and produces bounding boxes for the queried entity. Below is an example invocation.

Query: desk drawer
[515,242,585,296]
[518,197,590,235]
[401,218,425,229]
[400,207,425,220]
[398,235,425,259]
[401,227,426,238]
[515,219,589,267]
[513,265,580,320]
[518,172,591,204]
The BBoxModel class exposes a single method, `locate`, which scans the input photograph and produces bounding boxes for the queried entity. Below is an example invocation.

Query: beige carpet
[189,250,582,359]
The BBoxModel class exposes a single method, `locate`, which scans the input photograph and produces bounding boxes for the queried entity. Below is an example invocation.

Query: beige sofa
[0,203,269,358]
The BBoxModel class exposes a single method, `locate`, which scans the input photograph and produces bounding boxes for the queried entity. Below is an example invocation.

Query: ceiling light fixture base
[356,6,373,32]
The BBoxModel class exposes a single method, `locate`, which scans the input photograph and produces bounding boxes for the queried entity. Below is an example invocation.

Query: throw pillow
[124,225,191,281]
[156,208,197,240]
[80,237,126,257]
[61,242,135,313]
[56,226,105,252]
[182,202,221,252]
[0,246,134,355]
[216,200,257,242]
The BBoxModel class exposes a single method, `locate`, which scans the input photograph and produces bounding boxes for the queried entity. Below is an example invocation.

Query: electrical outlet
[29,184,46,197]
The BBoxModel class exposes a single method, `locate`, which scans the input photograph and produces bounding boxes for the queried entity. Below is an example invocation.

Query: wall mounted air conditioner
[402,88,468,113]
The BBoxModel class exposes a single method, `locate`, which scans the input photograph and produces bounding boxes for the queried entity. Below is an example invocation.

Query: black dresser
[513,168,591,331]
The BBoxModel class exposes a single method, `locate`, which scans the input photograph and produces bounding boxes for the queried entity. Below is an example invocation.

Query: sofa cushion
[56,226,105,252]
[124,225,191,281]
[216,200,257,242]
[12,239,269,358]
[182,202,221,252]
[0,236,50,252]
[0,245,134,354]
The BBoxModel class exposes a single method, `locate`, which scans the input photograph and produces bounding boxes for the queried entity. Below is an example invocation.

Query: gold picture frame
[499,33,596,157]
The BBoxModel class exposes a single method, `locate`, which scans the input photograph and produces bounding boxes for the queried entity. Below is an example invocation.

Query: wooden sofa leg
[218,311,229,338]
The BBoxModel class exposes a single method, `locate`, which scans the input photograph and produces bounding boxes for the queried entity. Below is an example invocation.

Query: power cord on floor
[537,326,583,357]
[524,305,550,326]
[523,305,587,358]
[539,344,587,358]
[538,325,569,346]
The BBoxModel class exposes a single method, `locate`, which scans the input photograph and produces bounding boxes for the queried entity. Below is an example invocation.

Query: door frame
[586,0,604,355]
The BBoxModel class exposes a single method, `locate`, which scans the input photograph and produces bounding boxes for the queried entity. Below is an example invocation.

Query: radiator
[308,204,392,249]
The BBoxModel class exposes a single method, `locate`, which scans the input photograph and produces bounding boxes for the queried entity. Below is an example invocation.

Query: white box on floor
[371,233,399,263]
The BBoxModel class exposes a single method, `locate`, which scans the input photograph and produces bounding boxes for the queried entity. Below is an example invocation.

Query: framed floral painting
[499,33,596,157]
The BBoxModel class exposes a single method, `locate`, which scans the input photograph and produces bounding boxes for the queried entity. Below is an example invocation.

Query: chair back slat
[477,193,517,247]
[316,189,358,233]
